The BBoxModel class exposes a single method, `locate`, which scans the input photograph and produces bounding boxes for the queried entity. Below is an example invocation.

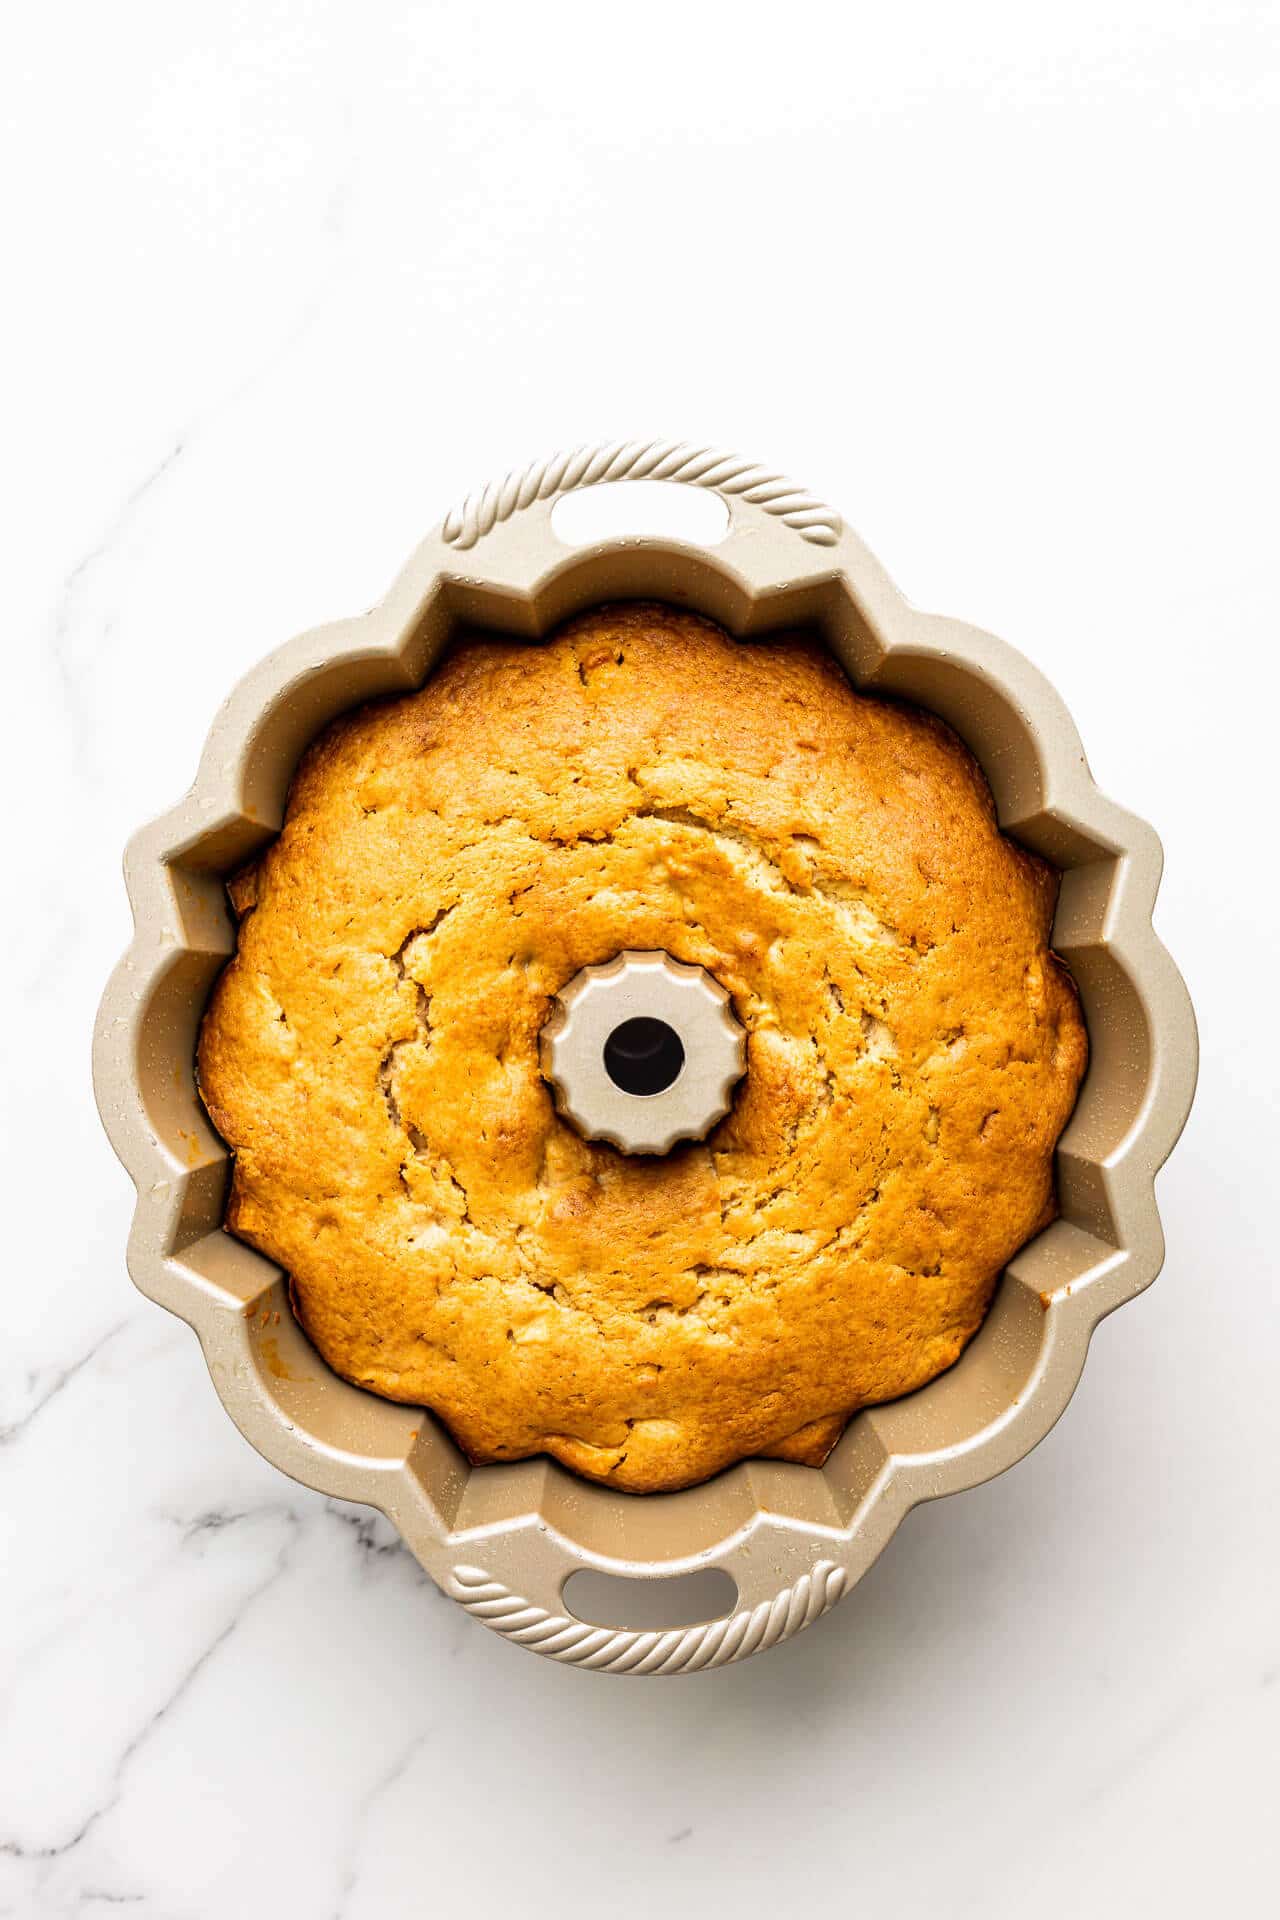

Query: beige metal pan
[92,441,1198,1674]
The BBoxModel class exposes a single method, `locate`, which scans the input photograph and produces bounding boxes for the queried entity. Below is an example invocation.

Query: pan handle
[444,1553,848,1676]
[439,437,843,555]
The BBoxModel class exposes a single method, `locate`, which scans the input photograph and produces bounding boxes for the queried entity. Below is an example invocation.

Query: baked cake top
[197,602,1086,1492]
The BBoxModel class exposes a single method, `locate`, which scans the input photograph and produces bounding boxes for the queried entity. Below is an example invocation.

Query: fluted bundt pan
[93,441,1197,1673]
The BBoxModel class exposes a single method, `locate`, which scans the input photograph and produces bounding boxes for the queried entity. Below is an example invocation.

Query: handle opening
[562,1566,738,1630]
[550,479,731,549]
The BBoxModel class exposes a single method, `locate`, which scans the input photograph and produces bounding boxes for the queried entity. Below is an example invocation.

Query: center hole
[603,1017,685,1097]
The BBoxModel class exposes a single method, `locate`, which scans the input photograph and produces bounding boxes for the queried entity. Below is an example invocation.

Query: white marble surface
[4,4,1278,1914]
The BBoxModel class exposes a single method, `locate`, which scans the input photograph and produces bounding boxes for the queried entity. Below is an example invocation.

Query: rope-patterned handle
[441,439,842,550]
[448,1560,847,1674]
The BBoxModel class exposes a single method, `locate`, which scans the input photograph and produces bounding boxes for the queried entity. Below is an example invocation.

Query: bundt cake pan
[93,440,1197,1674]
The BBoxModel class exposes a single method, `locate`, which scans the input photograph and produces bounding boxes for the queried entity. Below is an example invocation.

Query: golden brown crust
[197,604,1087,1492]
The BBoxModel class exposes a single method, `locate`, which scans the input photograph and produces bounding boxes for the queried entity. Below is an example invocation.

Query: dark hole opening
[603,1017,685,1097]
